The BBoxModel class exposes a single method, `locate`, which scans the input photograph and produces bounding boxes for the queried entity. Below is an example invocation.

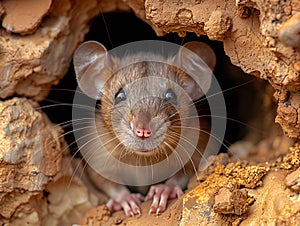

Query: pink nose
[135,128,152,138]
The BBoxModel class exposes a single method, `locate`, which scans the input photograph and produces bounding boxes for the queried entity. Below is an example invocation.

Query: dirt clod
[278,13,300,47]
[1,0,300,225]
[1,0,52,35]
[212,187,249,215]
[0,98,98,225]
[285,167,300,192]
[204,10,231,40]
[281,143,300,169]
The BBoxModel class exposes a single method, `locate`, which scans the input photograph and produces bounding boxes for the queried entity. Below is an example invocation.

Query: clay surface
[1,0,52,34]
[212,187,249,215]
[79,139,300,225]
[0,98,98,225]
[0,0,299,136]
[0,0,127,101]
[141,0,300,138]
[0,0,300,225]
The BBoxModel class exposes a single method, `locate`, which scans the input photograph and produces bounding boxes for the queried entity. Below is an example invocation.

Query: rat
[72,40,216,217]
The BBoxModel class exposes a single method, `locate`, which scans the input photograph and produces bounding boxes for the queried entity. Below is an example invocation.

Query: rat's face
[73,41,216,164]
[100,62,193,154]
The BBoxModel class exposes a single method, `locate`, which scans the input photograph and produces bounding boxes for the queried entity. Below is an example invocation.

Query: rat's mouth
[136,147,152,153]
[124,132,165,153]
[133,139,158,151]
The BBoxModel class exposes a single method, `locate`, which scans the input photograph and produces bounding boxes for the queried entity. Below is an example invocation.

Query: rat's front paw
[146,184,183,214]
[106,193,144,217]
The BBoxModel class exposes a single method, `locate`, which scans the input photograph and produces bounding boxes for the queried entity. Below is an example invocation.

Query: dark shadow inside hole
[41,12,263,154]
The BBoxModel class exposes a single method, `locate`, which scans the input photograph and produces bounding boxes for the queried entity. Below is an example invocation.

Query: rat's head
[73,41,216,163]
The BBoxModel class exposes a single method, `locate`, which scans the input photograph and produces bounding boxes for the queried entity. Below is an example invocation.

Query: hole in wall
[41,12,271,154]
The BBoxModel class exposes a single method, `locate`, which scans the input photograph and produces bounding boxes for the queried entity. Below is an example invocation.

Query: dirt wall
[0,0,299,225]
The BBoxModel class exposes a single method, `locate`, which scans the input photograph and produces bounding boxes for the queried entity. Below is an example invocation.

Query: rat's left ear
[174,41,216,100]
[73,41,112,99]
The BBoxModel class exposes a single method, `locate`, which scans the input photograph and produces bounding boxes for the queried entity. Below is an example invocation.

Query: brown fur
[73,40,215,200]
[93,61,210,172]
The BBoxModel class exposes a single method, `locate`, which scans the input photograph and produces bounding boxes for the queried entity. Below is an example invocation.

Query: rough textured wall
[1,0,298,136]
[136,0,300,138]
[81,144,300,225]
[0,98,98,225]
[0,0,300,225]
[0,0,126,225]
[0,0,129,101]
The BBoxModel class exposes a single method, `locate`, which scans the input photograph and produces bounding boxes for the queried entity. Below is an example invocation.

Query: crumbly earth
[0,0,300,225]
[0,0,299,137]
[79,140,300,226]
[0,98,99,225]
[0,0,129,101]
[141,0,300,138]
[1,0,52,34]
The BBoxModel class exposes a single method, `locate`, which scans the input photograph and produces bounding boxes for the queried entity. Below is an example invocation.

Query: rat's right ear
[73,41,112,99]
[174,42,216,101]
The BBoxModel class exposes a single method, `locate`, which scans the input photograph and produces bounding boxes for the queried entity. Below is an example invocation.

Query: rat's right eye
[114,88,126,104]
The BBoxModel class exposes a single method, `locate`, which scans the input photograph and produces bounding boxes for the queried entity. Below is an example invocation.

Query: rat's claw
[122,203,138,217]
[157,188,169,212]
[106,199,122,211]
[147,183,182,215]
[120,201,133,217]
[108,193,144,217]
[156,206,162,215]
[173,185,184,198]
[149,205,158,215]
[128,199,142,215]
[128,211,134,217]
[146,186,155,201]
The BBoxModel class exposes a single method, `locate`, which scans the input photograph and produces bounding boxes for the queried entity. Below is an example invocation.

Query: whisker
[80,130,116,161]
[168,130,204,157]
[46,123,111,159]
[163,140,186,174]
[172,114,263,135]
[69,130,115,187]
[171,125,230,151]
[150,154,154,180]
[160,145,170,164]
[46,127,105,168]
[84,134,122,170]
[115,142,130,162]
[167,109,180,120]
[52,125,97,147]
[57,118,96,128]
[164,132,199,178]
[69,157,90,190]
[117,145,128,162]
[192,78,256,105]
[68,128,111,161]
[50,118,96,132]
[40,88,84,94]
[37,102,101,113]
[117,146,129,176]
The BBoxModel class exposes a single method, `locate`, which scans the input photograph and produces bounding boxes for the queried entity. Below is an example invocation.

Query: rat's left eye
[164,89,177,104]
[115,88,126,104]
